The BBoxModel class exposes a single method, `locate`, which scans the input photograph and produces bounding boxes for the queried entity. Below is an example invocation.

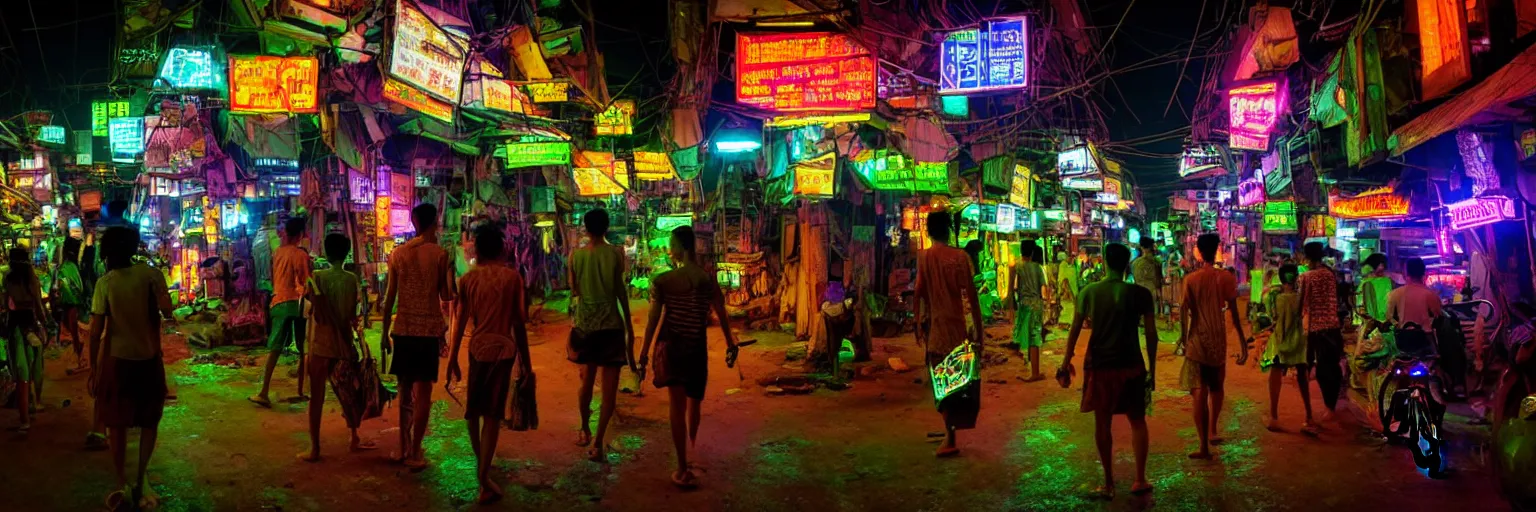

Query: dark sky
[0,0,120,131]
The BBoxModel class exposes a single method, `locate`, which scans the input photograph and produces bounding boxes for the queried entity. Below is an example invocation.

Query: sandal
[246,396,272,409]
[105,485,132,511]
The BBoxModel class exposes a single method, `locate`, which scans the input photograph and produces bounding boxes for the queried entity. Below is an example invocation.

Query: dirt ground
[1,300,1512,511]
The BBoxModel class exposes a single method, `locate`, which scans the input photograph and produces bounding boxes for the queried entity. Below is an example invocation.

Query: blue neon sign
[940,16,1030,94]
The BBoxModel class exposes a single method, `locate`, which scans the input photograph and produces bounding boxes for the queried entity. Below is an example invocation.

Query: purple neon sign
[1446,196,1520,231]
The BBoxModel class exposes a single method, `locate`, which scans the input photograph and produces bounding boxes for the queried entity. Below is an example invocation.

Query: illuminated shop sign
[253,158,300,170]
[1009,164,1032,207]
[939,16,1030,94]
[502,142,571,169]
[109,117,145,163]
[349,169,374,205]
[92,100,131,136]
[656,214,693,232]
[1094,178,1121,204]
[1057,145,1098,177]
[389,0,469,103]
[633,151,677,180]
[524,81,570,103]
[1304,215,1336,238]
[157,47,225,90]
[475,77,531,115]
[1178,145,1225,178]
[765,113,872,128]
[1262,201,1298,233]
[850,152,947,192]
[792,152,837,198]
[1417,0,1472,100]
[36,125,66,145]
[1328,186,1409,219]
[1061,176,1103,191]
[736,32,876,112]
[1238,177,1265,207]
[1446,196,1521,231]
[573,151,628,197]
[594,100,635,136]
[228,56,320,113]
[383,77,454,122]
[1228,79,1287,151]
[995,204,1018,234]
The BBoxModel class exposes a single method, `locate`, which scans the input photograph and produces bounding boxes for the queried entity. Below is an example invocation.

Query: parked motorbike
[1377,323,1448,478]
[1494,302,1536,510]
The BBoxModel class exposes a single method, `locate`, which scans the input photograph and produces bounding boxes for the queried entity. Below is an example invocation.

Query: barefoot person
[1011,241,1046,382]
[298,234,375,462]
[56,237,88,374]
[1060,243,1156,498]
[446,225,531,504]
[1299,242,1382,442]
[638,226,739,488]
[567,209,635,462]
[913,210,985,457]
[1179,234,1251,459]
[89,227,176,509]
[1261,264,1316,435]
[251,217,311,407]
[380,203,457,470]
[5,247,48,434]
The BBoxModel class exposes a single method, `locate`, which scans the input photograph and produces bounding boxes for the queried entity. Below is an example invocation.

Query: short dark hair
[1279,264,1300,284]
[101,226,139,270]
[323,233,351,263]
[1105,243,1131,273]
[411,203,438,231]
[284,217,307,240]
[583,208,610,236]
[1022,241,1040,260]
[671,226,696,258]
[1196,233,1220,262]
[1139,235,1156,250]
[1304,241,1325,262]
[1363,253,1387,271]
[927,210,952,243]
[1406,257,1426,279]
[474,224,505,261]
[64,237,81,260]
[964,239,983,269]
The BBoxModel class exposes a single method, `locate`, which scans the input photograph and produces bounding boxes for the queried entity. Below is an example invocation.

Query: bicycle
[1377,323,1448,478]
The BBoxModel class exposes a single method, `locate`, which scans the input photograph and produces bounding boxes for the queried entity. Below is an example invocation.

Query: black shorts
[567,328,628,367]
[389,336,442,383]
[466,358,514,420]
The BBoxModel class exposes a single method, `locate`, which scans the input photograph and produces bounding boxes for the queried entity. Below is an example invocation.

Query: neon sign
[1238,177,1265,207]
[1057,145,1098,177]
[109,117,145,163]
[1094,178,1121,204]
[939,16,1030,94]
[594,100,635,136]
[383,77,454,122]
[1455,130,1501,196]
[1227,79,1286,151]
[1417,0,1472,100]
[524,82,570,103]
[476,78,530,115]
[503,142,571,169]
[157,47,224,90]
[36,126,66,145]
[792,152,836,198]
[1061,176,1103,191]
[1179,145,1224,178]
[1447,196,1520,231]
[736,32,876,112]
[389,0,469,103]
[656,214,692,232]
[1009,164,1032,207]
[229,56,320,113]
[633,151,677,180]
[1329,187,1409,219]
[1262,201,1298,233]
[92,100,131,137]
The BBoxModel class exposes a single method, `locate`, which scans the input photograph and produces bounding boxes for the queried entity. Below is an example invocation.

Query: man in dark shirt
[1060,243,1157,498]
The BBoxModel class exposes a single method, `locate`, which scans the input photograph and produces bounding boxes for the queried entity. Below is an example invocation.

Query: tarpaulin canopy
[1390,43,1536,156]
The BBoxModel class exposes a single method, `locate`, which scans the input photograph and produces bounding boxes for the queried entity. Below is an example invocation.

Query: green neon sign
[1262,201,1298,233]
[503,142,571,169]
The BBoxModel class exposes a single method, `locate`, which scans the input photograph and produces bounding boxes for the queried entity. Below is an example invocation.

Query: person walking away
[88,227,176,509]
[56,237,88,374]
[5,247,48,433]
[1131,237,1163,327]
[913,210,985,457]
[1387,258,1443,359]
[567,209,635,462]
[250,217,311,407]
[1059,243,1157,498]
[1299,242,1382,442]
[637,226,740,488]
[380,203,458,470]
[1179,234,1252,459]
[446,225,531,504]
[298,234,375,462]
[1012,242,1047,382]
[1261,264,1316,435]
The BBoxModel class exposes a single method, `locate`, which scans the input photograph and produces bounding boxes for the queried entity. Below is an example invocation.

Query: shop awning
[1389,44,1536,156]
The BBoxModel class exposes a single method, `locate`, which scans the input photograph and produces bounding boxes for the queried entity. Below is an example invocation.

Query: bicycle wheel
[1377,374,1404,440]
[1408,391,1447,477]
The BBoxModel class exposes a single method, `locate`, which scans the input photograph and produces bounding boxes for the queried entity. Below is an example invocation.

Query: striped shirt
[651,265,721,343]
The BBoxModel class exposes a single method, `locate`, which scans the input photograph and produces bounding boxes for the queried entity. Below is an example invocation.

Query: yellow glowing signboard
[384,77,454,122]
[574,166,624,196]
[479,78,530,114]
[1328,186,1409,219]
[594,100,635,136]
[1009,164,1032,207]
[792,152,837,198]
[765,113,873,128]
[1417,0,1473,100]
[525,82,570,103]
[228,56,320,113]
[92,100,131,137]
[633,151,677,180]
[389,0,469,103]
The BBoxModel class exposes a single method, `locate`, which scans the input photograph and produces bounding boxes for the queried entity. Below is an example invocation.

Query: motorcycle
[1377,323,1448,478]
[1494,302,1536,510]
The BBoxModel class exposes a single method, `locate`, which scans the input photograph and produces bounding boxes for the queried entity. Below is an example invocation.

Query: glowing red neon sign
[736,33,876,112]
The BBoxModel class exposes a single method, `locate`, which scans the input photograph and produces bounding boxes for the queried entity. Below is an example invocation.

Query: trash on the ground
[888,357,911,372]
[725,388,741,395]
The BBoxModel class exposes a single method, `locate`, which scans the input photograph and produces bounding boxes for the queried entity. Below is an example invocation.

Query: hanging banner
[1446,196,1521,230]
[503,142,571,169]
[1009,164,1032,207]
[1328,186,1409,219]
[389,0,469,103]
[1304,215,1337,238]
[157,46,225,90]
[670,145,702,180]
[1094,178,1121,204]
[633,151,677,180]
[383,77,454,122]
[791,152,837,198]
[109,117,145,163]
[35,126,66,145]
[1417,0,1473,100]
[939,16,1030,94]
[349,169,374,205]
[228,56,320,113]
[477,78,531,115]
[1228,78,1287,151]
[594,100,636,136]
[573,166,624,197]
[736,32,877,112]
[1262,201,1298,233]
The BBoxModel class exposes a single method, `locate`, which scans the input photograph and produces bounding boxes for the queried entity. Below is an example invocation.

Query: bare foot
[671,469,699,489]
[1085,484,1115,500]
[476,479,504,504]
[575,430,592,447]
[105,484,132,511]
[1021,374,1047,383]
[1130,481,1154,495]
[404,456,428,472]
[137,485,160,511]
[246,396,272,408]
[587,447,607,463]
[934,445,960,458]
[297,451,321,463]
[1188,450,1212,460]
[1265,421,1285,433]
[388,451,407,464]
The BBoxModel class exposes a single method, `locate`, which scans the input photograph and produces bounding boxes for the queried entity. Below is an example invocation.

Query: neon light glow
[941,95,969,117]
[158,47,225,90]
[383,77,454,122]
[1228,79,1287,151]
[736,32,876,111]
[656,214,692,232]
[1329,186,1409,219]
[939,16,1030,94]
[1454,130,1501,196]
[713,140,761,153]
[1057,145,1098,176]
[229,56,320,113]
[1094,178,1121,203]
[1417,0,1473,100]
[633,151,677,180]
[1238,176,1265,207]
[765,113,872,128]
[36,126,65,145]
[1061,176,1103,191]
[792,152,836,198]
[92,100,131,136]
[1447,196,1520,230]
[524,82,570,103]
[1262,201,1298,233]
[1179,145,1225,178]
[109,117,145,163]
[390,0,469,103]
[1009,164,1032,207]
[594,100,636,136]
[503,142,571,169]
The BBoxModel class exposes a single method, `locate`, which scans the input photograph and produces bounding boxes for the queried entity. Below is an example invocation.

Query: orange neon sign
[1328,186,1409,219]
[229,56,319,113]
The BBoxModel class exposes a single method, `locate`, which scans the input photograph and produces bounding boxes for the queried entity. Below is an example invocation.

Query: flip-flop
[247,396,272,408]
[1130,482,1154,495]
[105,485,132,511]
[671,469,699,490]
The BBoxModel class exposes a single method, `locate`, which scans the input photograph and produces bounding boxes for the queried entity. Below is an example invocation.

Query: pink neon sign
[1228,79,1286,151]
[1238,177,1265,207]
[1446,196,1520,231]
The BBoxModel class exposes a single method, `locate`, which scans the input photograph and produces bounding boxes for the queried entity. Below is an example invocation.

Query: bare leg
[1267,369,1284,429]
[408,381,434,464]
[301,360,328,461]
[474,414,503,503]
[15,382,30,427]
[687,397,703,451]
[576,365,595,446]
[396,378,415,461]
[67,309,85,370]
[589,366,621,461]
[1209,388,1226,443]
[1189,388,1211,458]
[1093,409,1115,490]
[255,350,281,402]
[1029,346,1042,379]
[136,426,160,507]
[668,386,690,476]
[467,415,481,458]
[1129,415,1151,492]
[110,427,129,487]
[1297,368,1317,432]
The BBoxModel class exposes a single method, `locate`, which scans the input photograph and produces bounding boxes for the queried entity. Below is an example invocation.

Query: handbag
[313,288,393,426]
[506,367,538,431]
